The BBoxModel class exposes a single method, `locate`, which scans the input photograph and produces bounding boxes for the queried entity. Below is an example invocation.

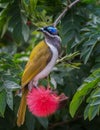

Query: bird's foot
[28,80,38,91]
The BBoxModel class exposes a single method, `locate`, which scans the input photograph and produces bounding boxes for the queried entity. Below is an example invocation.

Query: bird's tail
[17,88,28,127]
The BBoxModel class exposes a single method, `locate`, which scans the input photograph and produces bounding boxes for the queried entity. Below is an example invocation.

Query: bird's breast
[34,43,58,81]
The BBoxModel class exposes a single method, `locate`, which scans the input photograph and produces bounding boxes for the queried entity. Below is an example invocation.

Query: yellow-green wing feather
[21,41,52,88]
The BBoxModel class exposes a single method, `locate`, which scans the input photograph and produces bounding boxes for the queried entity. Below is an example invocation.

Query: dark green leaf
[70,68,100,117]
[13,23,23,43]
[0,90,6,117]
[22,24,30,42]
[37,117,48,129]
[84,104,99,120]
[26,110,35,130]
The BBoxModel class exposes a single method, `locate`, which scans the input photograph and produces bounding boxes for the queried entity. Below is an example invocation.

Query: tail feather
[17,88,28,127]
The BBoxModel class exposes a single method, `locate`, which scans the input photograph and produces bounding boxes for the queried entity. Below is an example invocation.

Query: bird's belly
[34,44,58,81]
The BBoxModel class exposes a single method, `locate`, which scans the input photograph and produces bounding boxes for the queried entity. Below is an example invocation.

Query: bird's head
[38,26,58,36]
[38,26,61,54]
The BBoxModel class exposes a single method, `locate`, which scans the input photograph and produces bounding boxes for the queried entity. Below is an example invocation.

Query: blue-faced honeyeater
[17,26,61,126]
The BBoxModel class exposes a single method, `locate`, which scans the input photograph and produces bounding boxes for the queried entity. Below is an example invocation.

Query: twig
[48,116,82,129]
[53,0,80,27]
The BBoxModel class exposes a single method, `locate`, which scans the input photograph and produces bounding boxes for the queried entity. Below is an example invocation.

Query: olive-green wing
[21,41,52,88]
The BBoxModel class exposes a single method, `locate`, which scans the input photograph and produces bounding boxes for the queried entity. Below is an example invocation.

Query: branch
[53,0,80,27]
[48,116,82,129]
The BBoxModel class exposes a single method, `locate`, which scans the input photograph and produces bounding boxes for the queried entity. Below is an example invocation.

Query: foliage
[0,0,100,130]
[70,68,100,120]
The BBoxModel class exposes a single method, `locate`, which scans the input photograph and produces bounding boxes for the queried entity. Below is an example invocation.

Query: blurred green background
[0,0,100,130]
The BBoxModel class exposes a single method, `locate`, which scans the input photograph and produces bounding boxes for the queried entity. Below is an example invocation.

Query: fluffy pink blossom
[27,86,59,117]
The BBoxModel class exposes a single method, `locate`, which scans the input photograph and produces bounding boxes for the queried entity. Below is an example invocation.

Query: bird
[17,26,61,127]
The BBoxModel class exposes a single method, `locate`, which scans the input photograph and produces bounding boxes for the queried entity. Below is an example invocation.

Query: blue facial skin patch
[44,26,58,35]
[47,26,57,34]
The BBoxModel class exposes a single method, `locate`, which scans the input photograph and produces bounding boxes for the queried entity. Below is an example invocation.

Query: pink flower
[27,86,59,117]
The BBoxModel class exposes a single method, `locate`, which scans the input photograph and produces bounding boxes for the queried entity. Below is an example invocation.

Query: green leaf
[22,24,30,42]
[8,0,29,43]
[1,18,9,38]
[30,0,38,11]
[4,80,20,91]
[3,80,20,110]
[90,100,100,106]
[84,88,100,120]
[0,90,6,117]
[84,104,99,120]
[70,78,99,117]
[70,68,100,117]
[81,39,97,64]
[6,90,13,110]
[37,117,48,129]
[91,90,100,98]
[26,110,35,130]
[0,4,9,37]
[13,22,23,43]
